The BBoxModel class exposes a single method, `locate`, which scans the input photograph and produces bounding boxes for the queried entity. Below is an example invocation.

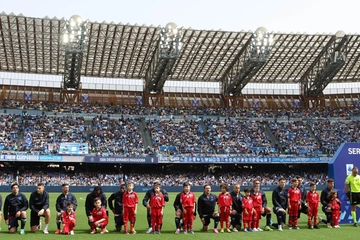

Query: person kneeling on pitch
[29,183,50,234]
[197,185,220,233]
[55,183,78,234]
[3,183,28,235]
[108,183,126,231]
[272,177,288,231]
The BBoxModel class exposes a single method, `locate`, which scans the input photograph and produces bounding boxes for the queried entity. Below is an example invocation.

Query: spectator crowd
[0,100,359,157]
[0,164,327,187]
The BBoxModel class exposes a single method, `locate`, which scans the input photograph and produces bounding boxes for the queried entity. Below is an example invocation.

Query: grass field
[0,191,359,240]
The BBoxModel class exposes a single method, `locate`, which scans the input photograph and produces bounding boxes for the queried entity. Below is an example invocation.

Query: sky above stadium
[2,0,358,34]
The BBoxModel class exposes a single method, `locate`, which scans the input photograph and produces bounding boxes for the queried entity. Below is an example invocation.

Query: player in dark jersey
[320,178,335,227]
[197,184,220,233]
[55,183,77,234]
[29,183,50,234]
[85,186,107,230]
[108,183,127,231]
[3,183,28,234]
[174,191,183,234]
[296,176,309,219]
[230,183,242,232]
[272,177,288,231]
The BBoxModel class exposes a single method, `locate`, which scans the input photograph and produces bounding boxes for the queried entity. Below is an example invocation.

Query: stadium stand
[309,119,360,155]
[21,115,88,153]
[268,120,320,156]
[0,103,359,157]
[204,118,276,156]
[0,163,327,186]
[148,119,213,155]
[90,116,145,156]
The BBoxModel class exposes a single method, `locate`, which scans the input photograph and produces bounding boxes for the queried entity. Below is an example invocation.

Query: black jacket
[230,191,243,213]
[30,190,50,212]
[298,184,307,201]
[108,191,124,214]
[3,192,28,220]
[321,187,332,207]
[85,188,107,217]
[272,186,288,210]
[55,193,77,212]
[197,193,217,218]
[173,192,181,211]
[142,188,169,207]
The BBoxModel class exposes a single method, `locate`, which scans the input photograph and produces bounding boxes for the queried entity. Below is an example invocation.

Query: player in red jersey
[288,178,301,229]
[251,186,263,231]
[90,197,108,234]
[62,202,76,235]
[217,183,232,233]
[180,182,196,234]
[306,182,320,229]
[149,184,165,234]
[242,188,255,232]
[328,190,341,228]
[122,182,138,234]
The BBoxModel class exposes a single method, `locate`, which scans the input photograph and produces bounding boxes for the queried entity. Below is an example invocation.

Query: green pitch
[0,192,358,240]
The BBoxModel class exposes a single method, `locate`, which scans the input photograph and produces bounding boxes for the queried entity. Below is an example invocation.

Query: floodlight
[69,15,83,28]
[255,27,267,37]
[165,22,178,36]
[335,30,345,38]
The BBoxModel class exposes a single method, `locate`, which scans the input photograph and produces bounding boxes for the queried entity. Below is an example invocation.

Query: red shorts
[308,203,318,217]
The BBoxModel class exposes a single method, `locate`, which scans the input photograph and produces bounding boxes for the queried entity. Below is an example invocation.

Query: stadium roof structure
[1,12,360,85]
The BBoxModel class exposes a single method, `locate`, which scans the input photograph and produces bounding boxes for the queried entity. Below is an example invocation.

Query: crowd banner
[328,143,360,224]
[0,154,331,164]
[158,156,331,163]
[84,156,158,164]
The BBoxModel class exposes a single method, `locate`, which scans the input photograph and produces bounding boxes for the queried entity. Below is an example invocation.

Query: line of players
[0,182,138,235]
[0,176,348,235]
[171,176,344,233]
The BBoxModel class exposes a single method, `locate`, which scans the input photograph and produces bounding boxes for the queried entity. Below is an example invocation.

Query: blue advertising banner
[159,156,331,163]
[329,143,360,224]
[38,155,63,161]
[0,154,63,161]
[0,153,330,165]
[16,154,40,161]
[84,156,158,164]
